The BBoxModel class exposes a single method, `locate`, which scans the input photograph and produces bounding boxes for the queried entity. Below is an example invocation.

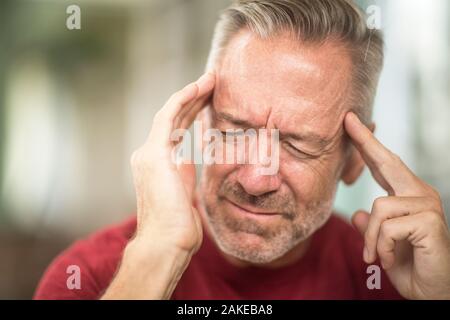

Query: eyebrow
[214,110,331,148]
[214,111,255,128]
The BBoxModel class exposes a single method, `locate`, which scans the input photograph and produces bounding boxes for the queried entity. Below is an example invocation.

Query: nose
[236,164,282,197]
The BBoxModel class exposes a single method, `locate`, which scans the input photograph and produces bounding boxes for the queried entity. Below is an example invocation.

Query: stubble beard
[201,180,336,264]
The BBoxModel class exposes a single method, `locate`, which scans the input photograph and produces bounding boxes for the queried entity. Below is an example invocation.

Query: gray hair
[206,0,384,122]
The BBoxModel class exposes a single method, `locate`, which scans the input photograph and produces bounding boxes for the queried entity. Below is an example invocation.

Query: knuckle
[389,152,403,165]
[389,151,399,160]
[153,110,166,123]
[424,195,442,213]
[372,196,388,214]
[376,239,386,255]
[425,211,443,226]
[379,221,392,239]
[130,150,144,167]
[168,91,183,105]
[426,185,441,201]
[130,148,153,170]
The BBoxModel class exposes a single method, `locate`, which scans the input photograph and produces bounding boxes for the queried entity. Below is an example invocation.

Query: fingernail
[363,246,370,262]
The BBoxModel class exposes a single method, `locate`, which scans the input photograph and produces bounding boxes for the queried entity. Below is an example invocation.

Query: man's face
[199,30,354,264]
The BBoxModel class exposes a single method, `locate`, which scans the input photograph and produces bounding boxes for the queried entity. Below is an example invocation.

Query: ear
[341,122,375,185]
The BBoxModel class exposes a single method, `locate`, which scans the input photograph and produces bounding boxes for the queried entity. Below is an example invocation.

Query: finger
[344,112,422,196]
[376,212,444,269]
[352,210,370,235]
[149,73,214,145]
[168,72,213,121]
[174,73,215,130]
[149,83,198,145]
[364,196,439,264]
[179,94,212,130]
[351,210,371,262]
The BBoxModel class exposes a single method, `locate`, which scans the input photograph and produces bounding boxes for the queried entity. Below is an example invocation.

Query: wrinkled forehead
[213,30,353,137]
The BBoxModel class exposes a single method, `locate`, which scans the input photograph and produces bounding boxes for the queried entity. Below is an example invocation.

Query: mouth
[224,198,280,217]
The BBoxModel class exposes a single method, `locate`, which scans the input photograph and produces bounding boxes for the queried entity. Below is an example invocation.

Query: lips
[225,198,279,216]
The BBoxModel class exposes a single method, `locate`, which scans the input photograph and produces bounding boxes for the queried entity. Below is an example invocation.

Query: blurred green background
[0,0,448,299]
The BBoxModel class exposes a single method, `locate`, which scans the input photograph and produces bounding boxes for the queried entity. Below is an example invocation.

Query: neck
[220,236,312,269]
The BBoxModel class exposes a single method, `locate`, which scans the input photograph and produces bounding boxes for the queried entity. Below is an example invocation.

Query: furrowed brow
[214,109,336,149]
[213,110,255,128]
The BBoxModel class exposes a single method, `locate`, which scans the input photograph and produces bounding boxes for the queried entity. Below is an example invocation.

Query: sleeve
[33,239,107,300]
[33,219,133,300]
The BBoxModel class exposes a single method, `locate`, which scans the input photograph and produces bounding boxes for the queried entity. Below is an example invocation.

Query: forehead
[214,30,353,138]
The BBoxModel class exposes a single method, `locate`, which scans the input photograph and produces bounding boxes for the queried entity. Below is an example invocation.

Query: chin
[201,194,335,265]
[207,221,302,264]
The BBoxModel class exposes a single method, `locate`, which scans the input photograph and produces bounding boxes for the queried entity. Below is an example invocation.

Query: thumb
[351,210,370,236]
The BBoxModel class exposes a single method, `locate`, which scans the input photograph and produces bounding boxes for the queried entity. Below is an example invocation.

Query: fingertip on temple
[343,111,364,140]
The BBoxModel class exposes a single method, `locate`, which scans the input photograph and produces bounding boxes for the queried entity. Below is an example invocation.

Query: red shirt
[34,214,404,300]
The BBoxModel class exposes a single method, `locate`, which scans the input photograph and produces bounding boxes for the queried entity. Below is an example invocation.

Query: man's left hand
[345,112,450,300]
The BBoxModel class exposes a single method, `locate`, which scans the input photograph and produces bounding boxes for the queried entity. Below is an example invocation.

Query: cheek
[201,163,236,193]
[281,156,341,203]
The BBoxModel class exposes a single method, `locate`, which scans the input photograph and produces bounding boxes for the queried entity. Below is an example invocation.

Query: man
[35,0,450,300]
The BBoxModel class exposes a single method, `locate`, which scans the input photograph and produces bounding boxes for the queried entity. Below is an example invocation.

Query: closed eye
[220,130,244,137]
[283,141,318,159]
[220,129,255,138]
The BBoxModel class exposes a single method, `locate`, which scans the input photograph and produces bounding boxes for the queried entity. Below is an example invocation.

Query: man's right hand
[102,72,215,300]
